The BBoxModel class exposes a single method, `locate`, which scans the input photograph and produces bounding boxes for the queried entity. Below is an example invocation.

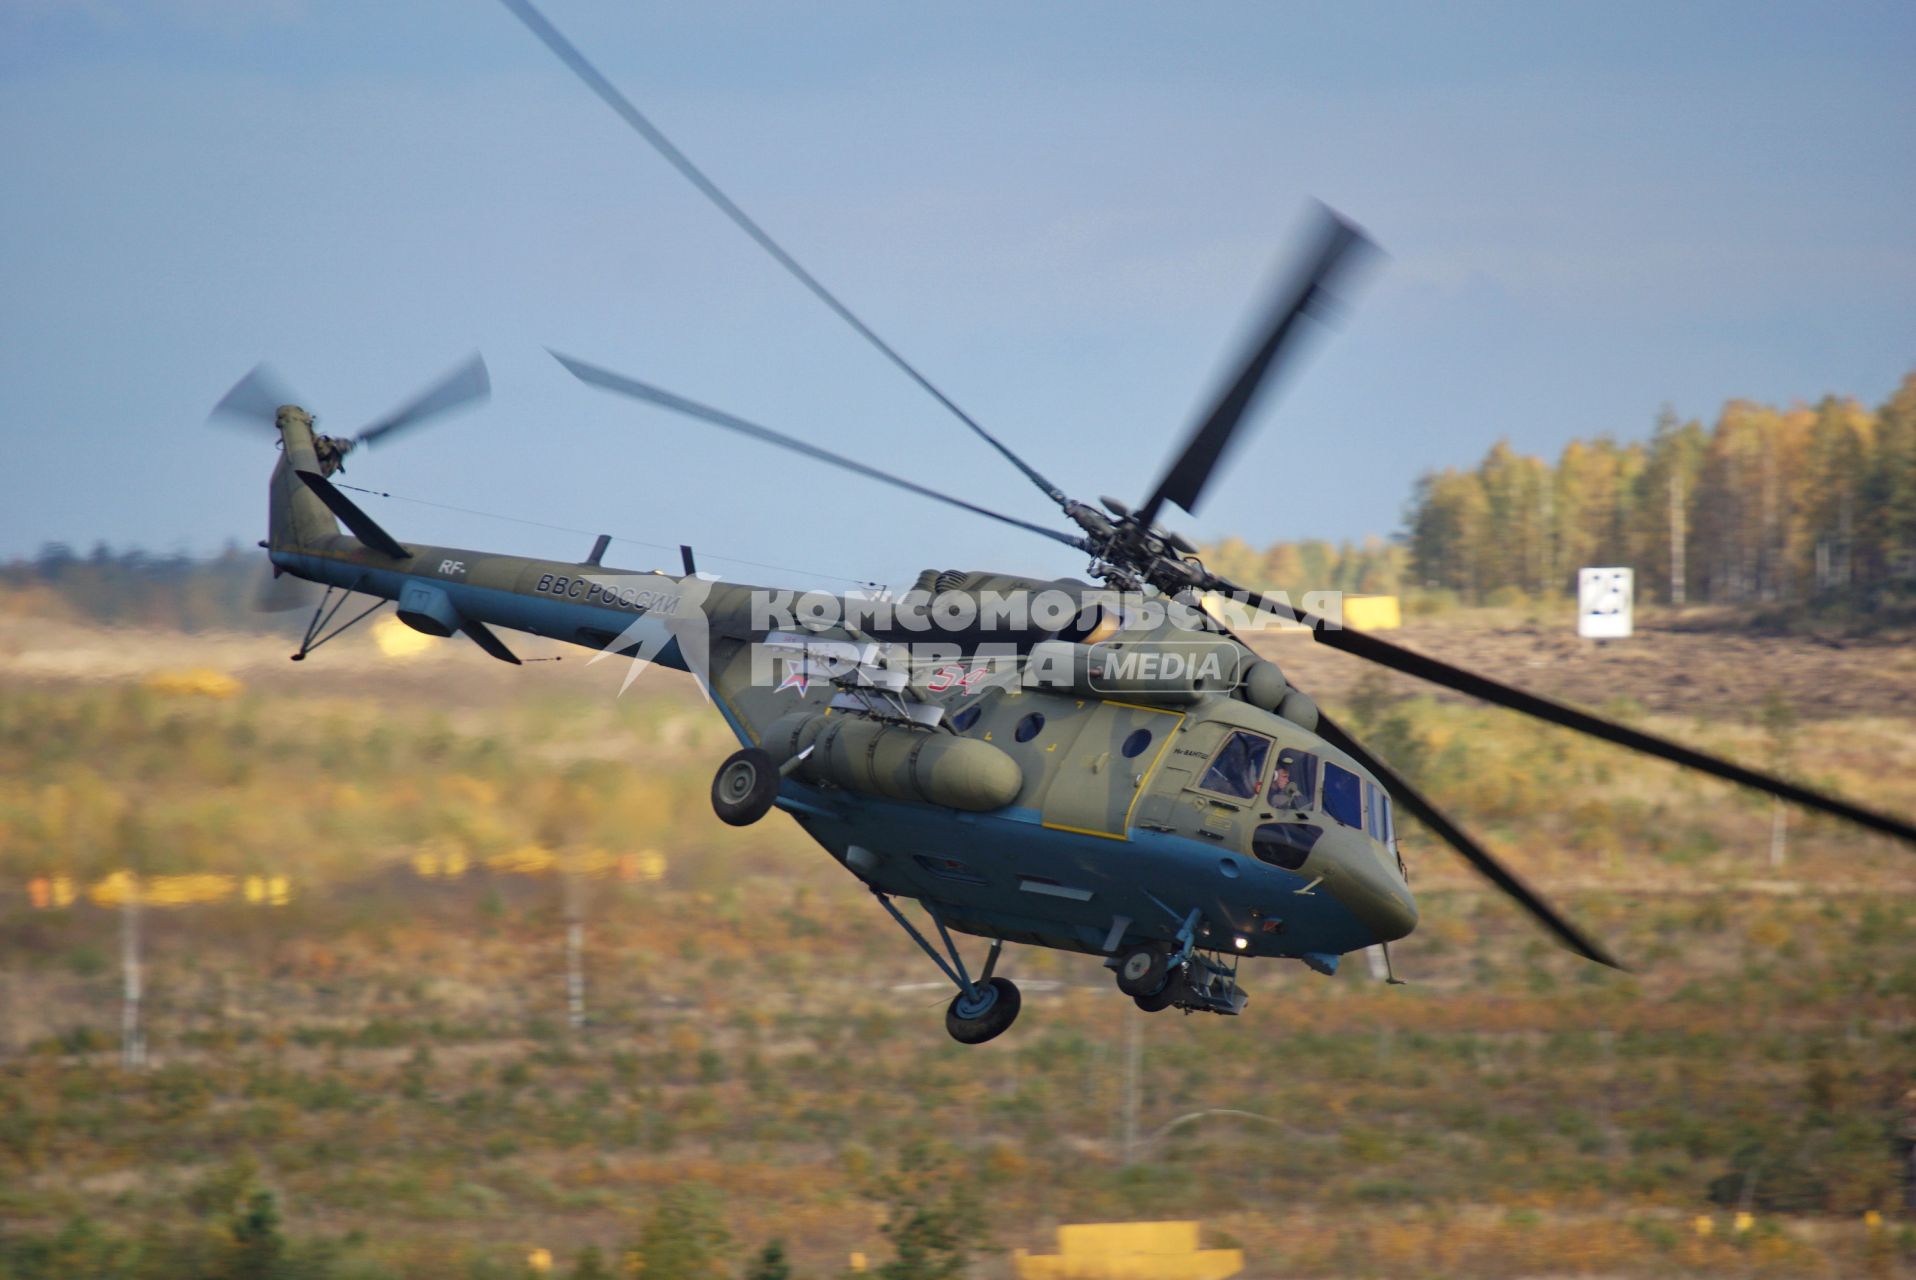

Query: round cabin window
[1120,728,1153,758]
[951,704,982,732]
[1014,712,1045,743]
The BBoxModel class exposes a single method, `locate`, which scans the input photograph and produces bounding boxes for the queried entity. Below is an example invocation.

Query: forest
[0,545,266,635]
[1204,372,1916,615]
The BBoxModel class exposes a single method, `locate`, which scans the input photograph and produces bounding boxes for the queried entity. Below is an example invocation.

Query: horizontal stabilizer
[295,470,411,560]
[461,619,522,665]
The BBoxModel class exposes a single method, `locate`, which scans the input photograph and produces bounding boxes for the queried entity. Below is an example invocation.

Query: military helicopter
[212,1,1916,1044]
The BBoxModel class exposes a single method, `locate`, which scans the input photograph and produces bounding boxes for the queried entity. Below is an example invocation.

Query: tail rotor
[207,353,491,463]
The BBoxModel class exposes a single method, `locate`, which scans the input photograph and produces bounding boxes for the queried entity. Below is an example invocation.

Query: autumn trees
[1406,373,1916,608]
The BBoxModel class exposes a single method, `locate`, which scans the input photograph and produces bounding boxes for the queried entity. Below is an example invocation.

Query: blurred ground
[0,607,1912,1278]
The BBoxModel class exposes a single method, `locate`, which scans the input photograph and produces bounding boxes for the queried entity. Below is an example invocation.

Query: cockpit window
[1269,750,1318,811]
[1322,761,1364,831]
[1198,730,1272,800]
[1253,822,1322,871]
[1365,782,1394,843]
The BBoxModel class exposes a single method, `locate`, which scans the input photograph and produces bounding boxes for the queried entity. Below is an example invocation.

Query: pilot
[1270,754,1306,810]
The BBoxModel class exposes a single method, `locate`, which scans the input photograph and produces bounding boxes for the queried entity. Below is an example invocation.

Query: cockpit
[1194,729,1395,872]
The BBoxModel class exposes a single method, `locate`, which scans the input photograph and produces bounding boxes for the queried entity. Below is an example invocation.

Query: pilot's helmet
[1275,753,1296,774]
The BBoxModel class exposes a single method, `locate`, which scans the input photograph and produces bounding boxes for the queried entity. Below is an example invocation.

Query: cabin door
[1039,702,1184,839]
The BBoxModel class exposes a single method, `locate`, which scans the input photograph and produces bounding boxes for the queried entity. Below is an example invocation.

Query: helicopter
[210,0,1916,1045]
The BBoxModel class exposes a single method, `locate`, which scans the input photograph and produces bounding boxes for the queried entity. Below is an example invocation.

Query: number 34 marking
[926,664,992,693]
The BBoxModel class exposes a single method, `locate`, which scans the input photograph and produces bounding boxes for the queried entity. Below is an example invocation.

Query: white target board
[1578,567,1634,639]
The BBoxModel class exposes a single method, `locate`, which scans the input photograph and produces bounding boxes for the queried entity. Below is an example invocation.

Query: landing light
[1233,936,1248,950]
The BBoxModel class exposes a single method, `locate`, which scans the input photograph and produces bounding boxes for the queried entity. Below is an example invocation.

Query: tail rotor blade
[1314,711,1624,969]
[210,364,299,431]
[354,353,491,446]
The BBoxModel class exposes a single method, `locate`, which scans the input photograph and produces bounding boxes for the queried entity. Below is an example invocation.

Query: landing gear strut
[289,575,383,662]
[872,891,1021,1045]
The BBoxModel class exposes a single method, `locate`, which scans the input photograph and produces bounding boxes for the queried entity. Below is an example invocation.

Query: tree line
[11,372,1916,626]
[1405,373,1916,606]
[0,543,270,632]
[1201,372,1916,612]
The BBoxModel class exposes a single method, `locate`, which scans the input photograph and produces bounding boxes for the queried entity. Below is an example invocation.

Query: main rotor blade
[1314,711,1624,969]
[1135,207,1375,532]
[210,363,299,431]
[551,351,1089,551]
[498,0,1069,508]
[1229,581,1916,846]
[355,353,491,446]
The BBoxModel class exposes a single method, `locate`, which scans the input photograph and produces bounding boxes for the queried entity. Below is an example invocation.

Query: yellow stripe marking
[1120,707,1187,833]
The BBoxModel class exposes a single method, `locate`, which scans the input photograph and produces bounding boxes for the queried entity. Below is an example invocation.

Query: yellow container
[1342,595,1402,630]
[1014,1220,1243,1279]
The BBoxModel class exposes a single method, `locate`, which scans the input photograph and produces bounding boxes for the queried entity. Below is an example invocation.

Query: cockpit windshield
[1268,750,1318,811]
[1322,761,1364,831]
[1321,760,1396,845]
[1366,782,1394,844]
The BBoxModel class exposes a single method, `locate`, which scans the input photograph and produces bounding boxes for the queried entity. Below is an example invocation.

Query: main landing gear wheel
[946,976,1022,1044]
[711,747,779,826]
[869,891,1019,1044]
[1115,945,1170,998]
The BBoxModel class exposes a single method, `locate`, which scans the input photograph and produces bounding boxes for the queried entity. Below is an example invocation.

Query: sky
[2,0,1911,592]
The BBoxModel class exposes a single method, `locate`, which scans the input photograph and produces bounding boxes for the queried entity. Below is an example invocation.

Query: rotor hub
[311,434,356,476]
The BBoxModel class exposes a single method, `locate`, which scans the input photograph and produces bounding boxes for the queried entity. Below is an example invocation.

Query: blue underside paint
[775,785,1380,963]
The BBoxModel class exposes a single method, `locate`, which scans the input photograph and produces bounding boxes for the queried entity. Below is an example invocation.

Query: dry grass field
[1,606,1912,1278]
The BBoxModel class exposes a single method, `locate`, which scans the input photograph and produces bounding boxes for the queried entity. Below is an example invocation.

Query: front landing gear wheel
[711,747,779,826]
[1134,967,1188,1013]
[1115,946,1169,998]
[945,977,1022,1045]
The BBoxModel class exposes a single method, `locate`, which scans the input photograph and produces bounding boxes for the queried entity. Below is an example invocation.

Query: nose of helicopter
[1319,836,1419,944]
[1358,872,1419,944]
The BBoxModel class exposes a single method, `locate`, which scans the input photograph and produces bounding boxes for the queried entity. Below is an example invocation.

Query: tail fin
[267,406,340,552]
[267,406,407,559]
